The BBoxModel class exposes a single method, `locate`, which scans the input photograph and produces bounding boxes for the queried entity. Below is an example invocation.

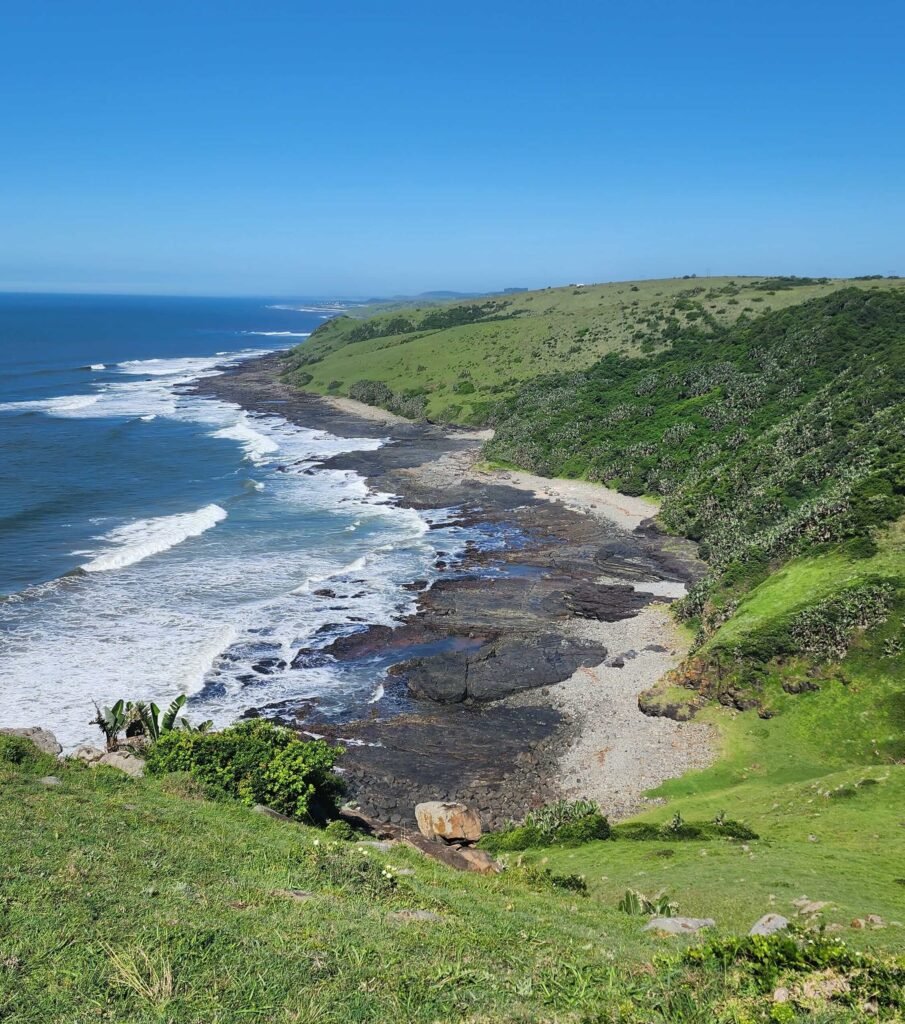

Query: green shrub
[0,736,55,775]
[145,720,343,824]
[683,930,905,1011]
[323,818,360,842]
[510,865,588,895]
[478,800,610,852]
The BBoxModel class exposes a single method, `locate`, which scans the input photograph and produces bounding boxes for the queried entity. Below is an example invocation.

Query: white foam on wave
[211,416,280,462]
[0,341,474,749]
[0,393,101,414]
[82,504,228,573]
[242,330,311,338]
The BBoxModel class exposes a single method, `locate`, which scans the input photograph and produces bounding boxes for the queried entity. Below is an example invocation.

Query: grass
[2,753,903,1022]
[534,528,905,953]
[285,276,905,424]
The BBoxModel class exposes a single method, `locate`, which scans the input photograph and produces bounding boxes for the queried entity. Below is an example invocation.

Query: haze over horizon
[2,0,903,296]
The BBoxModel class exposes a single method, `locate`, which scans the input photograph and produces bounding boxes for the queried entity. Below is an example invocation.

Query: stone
[276,888,314,903]
[38,776,61,787]
[456,847,502,875]
[415,801,481,843]
[71,744,104,763]
[388,909,443,924]
[866,914,885,928]
[643,916,715,934]
[95,751,145,777]
[253,804,293,822]
[356,840,394,853]
[749,913,790,936]
[773,987,791,1003]
[0,727,62,756]
[792,898,829,916]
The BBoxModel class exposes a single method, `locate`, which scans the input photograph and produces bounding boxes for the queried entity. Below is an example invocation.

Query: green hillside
[3,717,904,1023]
[284,276,904,424]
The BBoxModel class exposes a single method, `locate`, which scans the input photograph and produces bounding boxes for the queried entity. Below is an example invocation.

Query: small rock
[357,840,394,853]
[643,916,715,934]
[252,804,293,822]
[415,801,481,843]
[71,744,104,763]
[456,847,502,875]
[276,888,314,903]
[866,914,885,928]
[792,898,829,916]
[773,987,791,1003]
[95,751,144,777]
[388,909,443,924]
[38,775,61,787]
[0,727,62,756]
[749,914,789,936]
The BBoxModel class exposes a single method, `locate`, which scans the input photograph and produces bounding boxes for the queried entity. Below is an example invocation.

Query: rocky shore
[193,353,714,829]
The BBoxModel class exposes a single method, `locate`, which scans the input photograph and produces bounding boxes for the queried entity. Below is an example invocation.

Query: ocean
[0,293,464,748]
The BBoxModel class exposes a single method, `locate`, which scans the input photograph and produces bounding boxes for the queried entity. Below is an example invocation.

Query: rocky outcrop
[398,633,607,704]
[0,727,62,756]
[415,801,481,842]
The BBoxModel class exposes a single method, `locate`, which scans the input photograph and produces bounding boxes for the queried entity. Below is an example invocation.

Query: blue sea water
[0,294,464,747]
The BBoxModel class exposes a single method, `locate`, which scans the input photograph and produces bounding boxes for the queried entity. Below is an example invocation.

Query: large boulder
[415,801,481,843]
[0,727,62,756]
[95,750,145,778]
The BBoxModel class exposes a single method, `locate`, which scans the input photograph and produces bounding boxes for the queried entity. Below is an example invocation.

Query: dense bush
[348,379,428,419]
[145,720,344,824]
[479,799,610,853]
[684,930,905,1012]
[612,812,758,842]
[789,580,896,660]
[487,289,905,616]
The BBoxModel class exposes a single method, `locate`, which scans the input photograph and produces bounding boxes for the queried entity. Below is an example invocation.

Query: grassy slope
[2,751,903,1023]
[538,522,905,945]
[286,276,904,424]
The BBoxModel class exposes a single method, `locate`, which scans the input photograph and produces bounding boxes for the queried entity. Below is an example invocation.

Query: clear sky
[1,0,903,296]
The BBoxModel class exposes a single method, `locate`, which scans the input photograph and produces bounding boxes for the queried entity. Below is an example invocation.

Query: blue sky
[1,0,903,296]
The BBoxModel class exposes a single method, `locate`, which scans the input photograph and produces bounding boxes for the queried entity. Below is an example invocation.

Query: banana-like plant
[130,695,213,740]
[91,699,128,751]
[92,695,212,749]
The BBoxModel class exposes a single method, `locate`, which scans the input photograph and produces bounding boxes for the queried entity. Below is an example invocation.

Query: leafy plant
[91,700,128,751]
[618,888,678,916]
[479,800,610,853]
[145,719,343,824]
[129,695,213,741]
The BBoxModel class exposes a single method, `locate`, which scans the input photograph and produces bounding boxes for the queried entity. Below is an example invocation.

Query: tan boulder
[414,801,481,843]
[0,727,62,756]
[95,750,145,777]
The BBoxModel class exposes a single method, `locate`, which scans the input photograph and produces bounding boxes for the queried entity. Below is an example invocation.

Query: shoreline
[194,353,714,826]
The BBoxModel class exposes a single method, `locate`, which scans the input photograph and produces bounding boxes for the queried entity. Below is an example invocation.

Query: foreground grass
[3,753,903,1022]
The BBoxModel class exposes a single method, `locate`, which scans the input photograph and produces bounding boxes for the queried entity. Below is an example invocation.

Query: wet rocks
[400,634,607,704]
[559,582,649,622]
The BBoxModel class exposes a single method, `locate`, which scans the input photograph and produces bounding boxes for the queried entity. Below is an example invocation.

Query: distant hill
[284,275,904,424]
